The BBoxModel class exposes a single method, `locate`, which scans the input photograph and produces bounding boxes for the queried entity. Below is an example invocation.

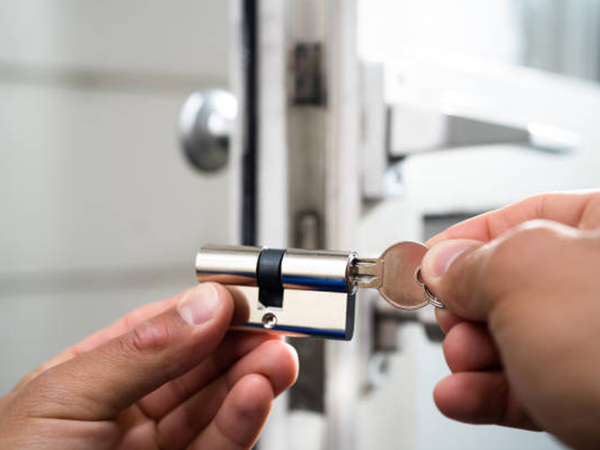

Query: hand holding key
[420,190,600,450]
[352,241,438,309]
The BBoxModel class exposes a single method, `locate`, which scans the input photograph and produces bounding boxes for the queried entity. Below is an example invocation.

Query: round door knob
[179,89,237,172]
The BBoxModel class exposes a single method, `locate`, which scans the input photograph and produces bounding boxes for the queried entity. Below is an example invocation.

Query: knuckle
[122,316,173,355]
[121,309,140,331]
[484,220,563,292]
[502,220,557,250]
[492,221,556,265]
[483,241,520,288]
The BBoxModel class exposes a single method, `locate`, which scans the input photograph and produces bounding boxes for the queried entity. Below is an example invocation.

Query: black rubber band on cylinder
[257,248,285,308]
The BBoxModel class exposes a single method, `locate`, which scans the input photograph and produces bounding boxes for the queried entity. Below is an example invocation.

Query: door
[356,1,600,449]
[0,0,233,394]
[237,1,600,449]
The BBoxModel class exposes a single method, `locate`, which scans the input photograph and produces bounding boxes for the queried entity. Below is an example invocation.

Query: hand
[0,283,298,449]
[420,190,600,450]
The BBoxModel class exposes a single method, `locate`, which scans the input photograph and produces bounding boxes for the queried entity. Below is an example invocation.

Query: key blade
[350,258,383,289]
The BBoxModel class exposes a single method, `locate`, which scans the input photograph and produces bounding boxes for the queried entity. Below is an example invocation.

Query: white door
[0,0,232,394]
[244,1,600,450]
[355,1,600,449]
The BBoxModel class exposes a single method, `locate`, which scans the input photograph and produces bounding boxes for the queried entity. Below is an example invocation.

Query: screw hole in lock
[262,312,278,329]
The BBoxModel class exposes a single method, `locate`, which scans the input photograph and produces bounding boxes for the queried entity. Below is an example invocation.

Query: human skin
[420,190,600,450]
[0,283,298,449]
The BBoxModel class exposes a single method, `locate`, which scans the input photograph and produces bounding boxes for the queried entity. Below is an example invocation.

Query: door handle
[387,104,578,158]
[360,62,579,199]
[178,89,237,172]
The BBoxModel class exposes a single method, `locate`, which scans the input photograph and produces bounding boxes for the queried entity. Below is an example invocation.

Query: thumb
[421,220,579,321]
[420,239,490,320]
[29,283,233,420]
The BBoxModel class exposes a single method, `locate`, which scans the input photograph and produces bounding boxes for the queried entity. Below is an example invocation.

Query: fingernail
[178,283,220,325]
[422,240,476,279]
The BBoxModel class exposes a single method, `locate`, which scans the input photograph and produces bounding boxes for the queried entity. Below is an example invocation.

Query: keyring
[414,267,446,309]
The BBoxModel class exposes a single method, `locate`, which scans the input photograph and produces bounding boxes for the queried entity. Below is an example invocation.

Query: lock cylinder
[195,245,261,286]
[280,249,356,292]
[195,244,357,339]
[195,245,356,293]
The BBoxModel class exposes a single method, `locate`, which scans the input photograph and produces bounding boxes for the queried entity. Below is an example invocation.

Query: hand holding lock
[3,191,600,449]
[0,285,298,449]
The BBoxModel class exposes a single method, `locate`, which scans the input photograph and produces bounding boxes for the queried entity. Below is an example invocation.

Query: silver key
[350,241,433,310]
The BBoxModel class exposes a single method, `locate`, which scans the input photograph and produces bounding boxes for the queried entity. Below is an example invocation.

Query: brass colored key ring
[414,267,446,309]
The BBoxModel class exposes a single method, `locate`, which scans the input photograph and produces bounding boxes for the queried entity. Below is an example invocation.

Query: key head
[379,241,429,310]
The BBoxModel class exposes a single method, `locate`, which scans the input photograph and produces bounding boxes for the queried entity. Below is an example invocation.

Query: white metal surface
[323,1,362,449]
[353,2,596,449]
[395,53,600,214]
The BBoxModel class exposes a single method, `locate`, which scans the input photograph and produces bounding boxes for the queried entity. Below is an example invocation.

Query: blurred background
[2,1,600,449]
[0,0,231,389]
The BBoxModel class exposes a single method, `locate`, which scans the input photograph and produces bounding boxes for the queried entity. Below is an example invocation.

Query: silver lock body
[196,245,357,339]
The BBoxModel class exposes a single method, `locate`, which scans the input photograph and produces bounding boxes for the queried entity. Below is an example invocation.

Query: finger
[189,374,274,450]
[422,221,578,321]
[156,340,298,450]
[434,371,540,430]
[14,291,185,391]
[435,308,465,334]
[579,193,600,230]
[26,283,234,421]
[443,322,500,373]
[17,283,252,393]
[426,190,597,247]
[138,331,283,420]
[116,405,158,449]
[421,238,488,319]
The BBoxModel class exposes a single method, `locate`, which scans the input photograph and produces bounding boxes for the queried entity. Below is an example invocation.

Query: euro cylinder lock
[195,245,357,340]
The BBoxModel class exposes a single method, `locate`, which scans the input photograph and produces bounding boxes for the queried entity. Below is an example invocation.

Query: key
[350,241,430,310]
[195,242,440,340]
